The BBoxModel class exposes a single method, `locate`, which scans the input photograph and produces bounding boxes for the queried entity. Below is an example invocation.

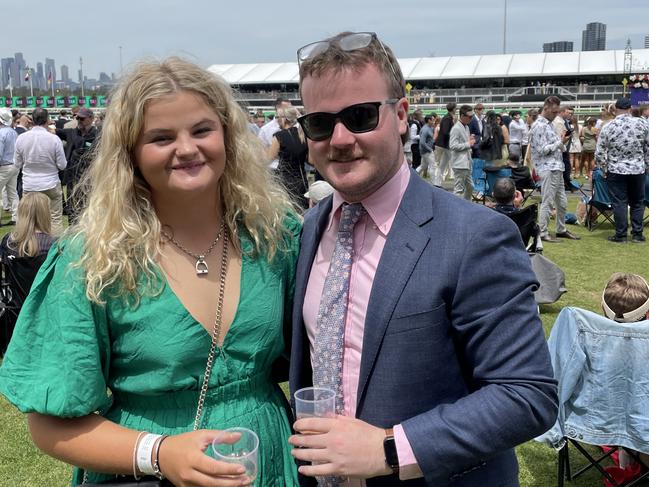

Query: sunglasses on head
[298,99,399,142]
[297,31,400,86]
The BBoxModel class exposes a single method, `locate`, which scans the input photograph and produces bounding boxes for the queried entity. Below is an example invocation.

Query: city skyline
[4,0,649,81]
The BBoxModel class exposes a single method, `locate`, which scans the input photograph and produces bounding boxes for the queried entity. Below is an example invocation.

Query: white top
[509,119,528,144]
[15,126,67,192]
[258,118,281,169]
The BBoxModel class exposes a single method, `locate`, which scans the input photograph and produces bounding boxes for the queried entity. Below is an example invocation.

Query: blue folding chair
[472,159,486,202]
[586,169,615,231]
[483,166,512,204]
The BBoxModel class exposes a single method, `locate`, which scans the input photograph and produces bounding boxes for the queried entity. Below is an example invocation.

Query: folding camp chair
[483,165,512,204]
[0,262,19,357]
[536,307,649,487]
[567,178,589,200]
[0,252,47,356]
[586,168,615,231]
[505,204,541,252]
[471,158,486,202]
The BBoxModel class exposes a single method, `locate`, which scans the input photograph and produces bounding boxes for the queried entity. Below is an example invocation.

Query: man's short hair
[561,105,573,113]
[31,108,49,126]
[446,102,457,113]
[424,115,433,123]
[298,31,405,100]
[459,105,473,117]
[603,273,649,323]
[474,103,484,110]
[510,110,521,117]
[275,96,289,109]
[508,154,521,166]
[492,178,516,205]
[543,96,561,108]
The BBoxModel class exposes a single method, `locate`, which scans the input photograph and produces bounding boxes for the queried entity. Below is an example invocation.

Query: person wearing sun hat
[0,107,19,225]
[595,97,649,243]
[304,179,334,207]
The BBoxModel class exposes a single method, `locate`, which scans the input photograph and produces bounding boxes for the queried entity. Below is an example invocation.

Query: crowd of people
[0,30,646,487]
[403,96,648,244]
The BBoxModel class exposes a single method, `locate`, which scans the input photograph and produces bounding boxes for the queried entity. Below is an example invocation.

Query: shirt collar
[328,160,410,236]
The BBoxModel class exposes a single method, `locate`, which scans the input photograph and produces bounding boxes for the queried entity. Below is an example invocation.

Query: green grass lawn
[0,195,648,486]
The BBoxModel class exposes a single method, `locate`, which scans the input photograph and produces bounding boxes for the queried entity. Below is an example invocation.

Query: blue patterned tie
[313,203,366,414]
[312,203,365,487]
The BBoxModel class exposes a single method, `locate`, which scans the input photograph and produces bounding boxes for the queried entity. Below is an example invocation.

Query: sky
[4,0,648,80]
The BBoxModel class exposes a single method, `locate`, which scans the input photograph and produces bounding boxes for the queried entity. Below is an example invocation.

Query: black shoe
[632,235,646,243]
[541,235,561,243]
[556,231,581,240]
[608,235,627,243]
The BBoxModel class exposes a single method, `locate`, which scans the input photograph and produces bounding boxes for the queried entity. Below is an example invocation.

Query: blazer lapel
[356,174,434,411]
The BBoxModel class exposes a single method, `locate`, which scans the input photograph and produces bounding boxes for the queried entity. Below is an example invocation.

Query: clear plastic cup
[294,387,336,420]
[211,427,259,482]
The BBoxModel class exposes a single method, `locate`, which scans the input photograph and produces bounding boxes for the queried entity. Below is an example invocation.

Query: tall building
[645,35,649,49]
[1,58,13,88]
[36,62,45,90]
[543,41,574,53]
[60,64,69,83]
[45,58,56,84]
[582,22,606,51]
[14,52,26,87]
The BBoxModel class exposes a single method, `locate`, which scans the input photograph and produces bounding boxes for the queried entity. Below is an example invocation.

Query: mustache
[327,149,363,162]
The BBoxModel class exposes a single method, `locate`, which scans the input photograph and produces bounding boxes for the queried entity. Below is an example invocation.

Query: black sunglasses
[298,99,398,141]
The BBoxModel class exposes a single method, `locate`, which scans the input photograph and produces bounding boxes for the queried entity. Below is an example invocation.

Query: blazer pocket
[386,303,448,336]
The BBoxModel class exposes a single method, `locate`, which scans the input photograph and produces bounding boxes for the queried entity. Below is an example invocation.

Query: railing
[234,84,627,108]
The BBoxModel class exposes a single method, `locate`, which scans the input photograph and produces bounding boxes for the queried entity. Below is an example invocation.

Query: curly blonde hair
[69,57,296,305]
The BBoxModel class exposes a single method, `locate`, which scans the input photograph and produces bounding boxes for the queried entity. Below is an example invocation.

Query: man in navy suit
[288,31,557,487]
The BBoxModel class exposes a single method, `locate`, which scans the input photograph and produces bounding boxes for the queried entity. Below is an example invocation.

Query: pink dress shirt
[303,161,422,484]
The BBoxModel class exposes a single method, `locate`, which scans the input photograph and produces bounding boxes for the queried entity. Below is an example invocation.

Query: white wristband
[136,433,162,476]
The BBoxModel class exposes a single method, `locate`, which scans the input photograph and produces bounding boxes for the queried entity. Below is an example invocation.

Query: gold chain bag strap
[81,228,230,486]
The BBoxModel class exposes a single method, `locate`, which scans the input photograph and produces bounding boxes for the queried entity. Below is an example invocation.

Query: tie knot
[339,203,365,233]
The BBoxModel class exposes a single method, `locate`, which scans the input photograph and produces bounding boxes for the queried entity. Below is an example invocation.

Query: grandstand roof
[207,48,649,84]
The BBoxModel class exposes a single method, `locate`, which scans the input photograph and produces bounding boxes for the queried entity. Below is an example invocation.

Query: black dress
[274,127,309,210]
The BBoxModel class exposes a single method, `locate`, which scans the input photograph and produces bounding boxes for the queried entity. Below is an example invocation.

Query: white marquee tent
[207,48,649,85]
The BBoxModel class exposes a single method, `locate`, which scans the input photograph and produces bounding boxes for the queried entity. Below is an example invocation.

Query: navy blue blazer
[289,171,558,486]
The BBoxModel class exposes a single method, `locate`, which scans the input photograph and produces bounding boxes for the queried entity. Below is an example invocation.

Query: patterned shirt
[595,114,649,175]
[530,115,564,172]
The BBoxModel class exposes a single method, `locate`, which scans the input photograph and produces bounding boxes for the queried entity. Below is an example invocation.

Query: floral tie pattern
[312,202,365,487]
[313,202,365,412]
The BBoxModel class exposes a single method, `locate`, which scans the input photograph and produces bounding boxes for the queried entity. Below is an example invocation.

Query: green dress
[0,219,301,486]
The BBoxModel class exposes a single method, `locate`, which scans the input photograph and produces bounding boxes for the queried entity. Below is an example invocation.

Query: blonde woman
[0,192,54,306]
[0,58,300,486]
[268,106,309,209]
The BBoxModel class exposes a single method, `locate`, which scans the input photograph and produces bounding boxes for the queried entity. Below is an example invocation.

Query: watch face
[383,436,399,469]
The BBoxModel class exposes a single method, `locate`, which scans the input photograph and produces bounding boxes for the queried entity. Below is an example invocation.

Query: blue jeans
[606,172,646,238]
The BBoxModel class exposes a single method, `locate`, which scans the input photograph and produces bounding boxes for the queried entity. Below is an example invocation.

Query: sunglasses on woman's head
[297,99,399,142]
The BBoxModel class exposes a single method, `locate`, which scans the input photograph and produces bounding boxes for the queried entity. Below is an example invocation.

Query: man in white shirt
[508,110,528,159]
[258,97,291,169]
[15,108,67,234]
